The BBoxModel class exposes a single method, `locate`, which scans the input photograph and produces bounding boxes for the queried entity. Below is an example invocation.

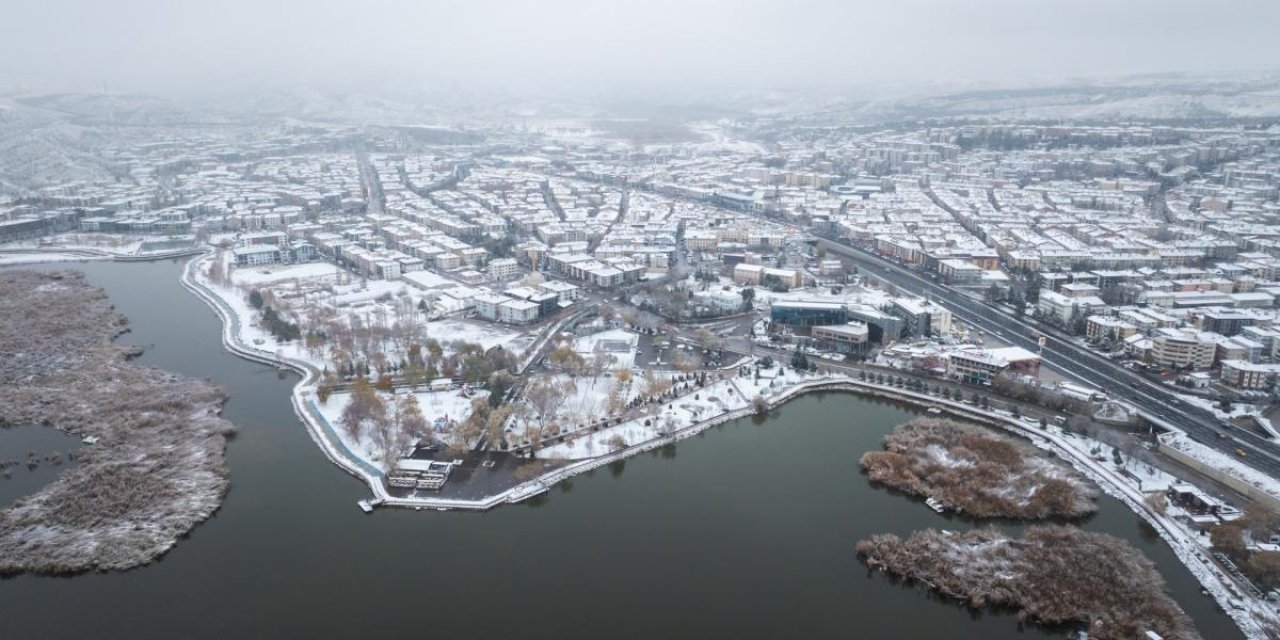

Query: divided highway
[814,236,1280,480]
[552,168,1280,479]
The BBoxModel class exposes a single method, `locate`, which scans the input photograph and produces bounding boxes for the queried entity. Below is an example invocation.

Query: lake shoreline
[177,254,1269,638]
[0,269,238,575]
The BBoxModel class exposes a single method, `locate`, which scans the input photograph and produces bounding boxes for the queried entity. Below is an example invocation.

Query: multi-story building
[945,349,1007,384]
[733,263,803,288]
[487,258,519,280]
[946,347,1040,384]
[232,245,281,266]
[937,259,982,286]
[1150,329,1217,370]
[538,280,580,304]
[770,301,847,329]
[846,304,904,344]
[886,299,951,338]
[1219,360,1280,390]
[1085,316,1138,342]
[811,322,870,355]
[498,299,540,325]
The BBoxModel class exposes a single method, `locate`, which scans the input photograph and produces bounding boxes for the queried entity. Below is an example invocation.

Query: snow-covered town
[5,109,1280,633]
[8,20,1280,633]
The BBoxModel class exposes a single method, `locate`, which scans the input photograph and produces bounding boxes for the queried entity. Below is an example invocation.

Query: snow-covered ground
[314,387,483,470]
[430,319,523,350]
[571,328,639,370]
[201,252,530,373]
[535,364,818,460]
[1183,395,1265,421]
[0,252,107,266]
[8,233,146,255]
[230,262,343,286]
[1160,432,1280,508]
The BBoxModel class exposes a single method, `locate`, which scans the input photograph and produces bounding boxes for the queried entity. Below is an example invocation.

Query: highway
[812,236,1280,480]
[548,167,1280,480]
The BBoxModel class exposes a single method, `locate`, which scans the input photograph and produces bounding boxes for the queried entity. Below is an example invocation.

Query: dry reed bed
[0,270,236,574]
[860,417,1098,519]
[857,526,1200,640]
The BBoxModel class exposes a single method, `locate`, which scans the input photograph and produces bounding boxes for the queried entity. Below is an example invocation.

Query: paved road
[524,168,1280,478]
[356,149,384,215]
[813,236,1280,479]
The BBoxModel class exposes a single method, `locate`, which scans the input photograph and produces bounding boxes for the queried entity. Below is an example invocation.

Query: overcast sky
[3,0,1280,97]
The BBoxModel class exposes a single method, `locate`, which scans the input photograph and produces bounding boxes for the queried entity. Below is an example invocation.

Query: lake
[0,259,1242,639]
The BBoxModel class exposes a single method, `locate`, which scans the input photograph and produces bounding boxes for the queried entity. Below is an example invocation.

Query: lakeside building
[945,346,1041,384]
[846,304,904,344]
[810,322,870,355]
[770,301,847,330]
[232,244,281,266]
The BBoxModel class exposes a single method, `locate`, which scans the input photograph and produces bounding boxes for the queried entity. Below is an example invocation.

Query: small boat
[357,499,374,513]
[925,497,947,513]
[926,407,943,415]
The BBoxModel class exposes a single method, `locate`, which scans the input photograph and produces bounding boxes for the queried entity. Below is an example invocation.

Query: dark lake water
[0,259,1243,639]
[0,425,80,508]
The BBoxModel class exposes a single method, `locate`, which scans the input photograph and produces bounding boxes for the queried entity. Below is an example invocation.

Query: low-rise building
[811,322,870,355]
[733,263,803,288]
[1220,359,1280,390]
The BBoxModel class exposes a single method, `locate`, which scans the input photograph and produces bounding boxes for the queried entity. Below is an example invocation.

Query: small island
[857,526,1200,640]
[860,417,1098,519]
[0,270,238,574]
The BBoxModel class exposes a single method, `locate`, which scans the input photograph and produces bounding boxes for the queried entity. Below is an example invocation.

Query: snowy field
[571,328,639,370]
[429,319,524,350]
[230,262,343,285]
[532,373,768,460]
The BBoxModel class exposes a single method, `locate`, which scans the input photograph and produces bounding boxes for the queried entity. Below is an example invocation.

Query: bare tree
[752,395,769,416]
[524,375,569,430]
[1144,492,1167,516]
[642,367,671,398]
[399,394,428,442]
[486,404,515,449]
[339,378,385,438]
[673,349,702,374]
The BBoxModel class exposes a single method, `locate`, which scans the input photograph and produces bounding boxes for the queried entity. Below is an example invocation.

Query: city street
[813,236,1280,479]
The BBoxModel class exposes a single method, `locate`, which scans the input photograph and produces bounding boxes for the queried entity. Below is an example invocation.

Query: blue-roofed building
[770,301,846,329]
